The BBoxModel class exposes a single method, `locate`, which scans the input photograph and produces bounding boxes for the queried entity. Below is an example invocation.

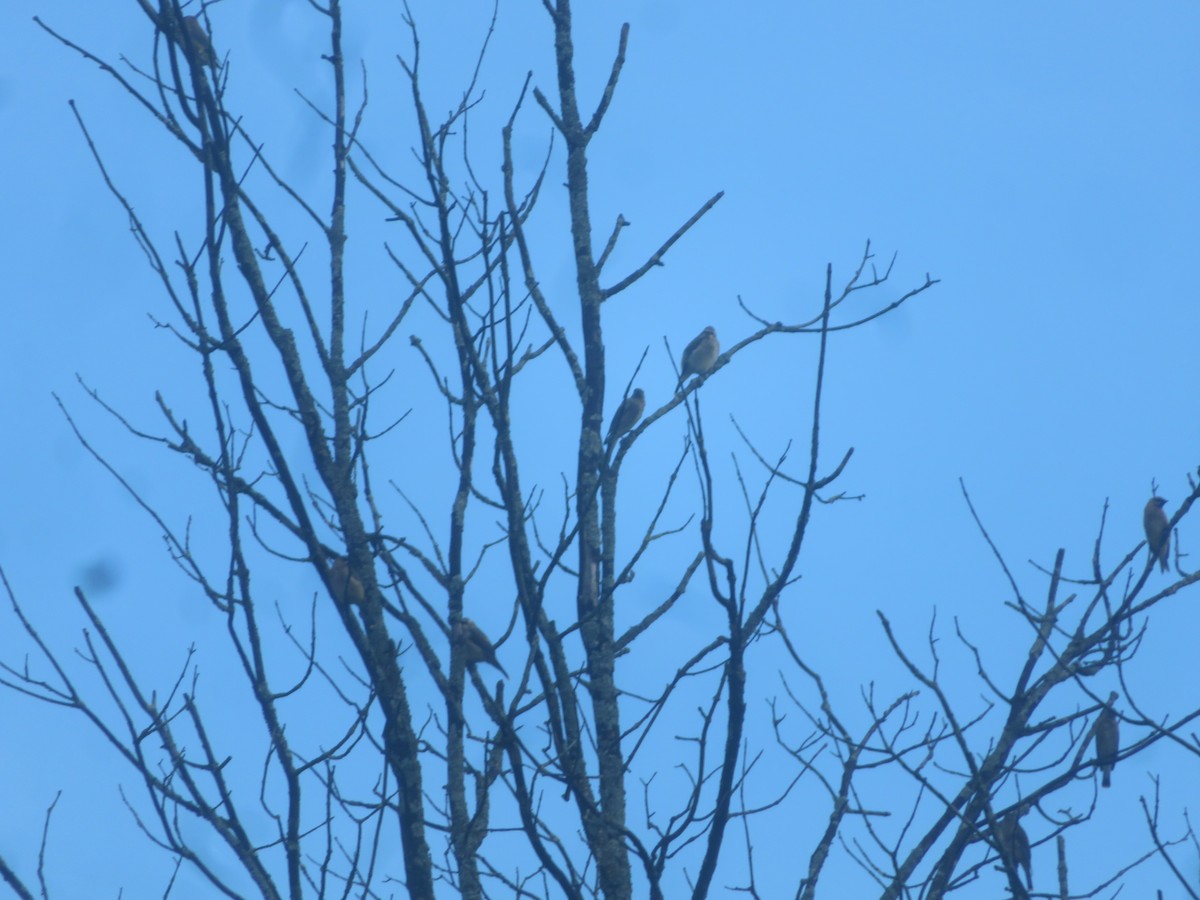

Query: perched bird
[1095,693,1120,788]
[996,813,1031,889]
[328,556,365,607]
[606,388,645,443]
[181,15,215,67]
[1143,496,1170,572]
[457,618,508,677]
[676,326,719,390]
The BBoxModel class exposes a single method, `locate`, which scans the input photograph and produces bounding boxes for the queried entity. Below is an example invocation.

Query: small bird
[181,15,215,67]
[996,813,1031,889]
[457,618,508,677]
[1143,496,1170,572]
[607,388,645,443]
[1095,693,1120,788]
[676,326,719,390]
[329,556,365,607]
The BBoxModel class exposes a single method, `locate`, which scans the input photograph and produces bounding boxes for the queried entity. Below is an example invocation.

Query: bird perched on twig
[1095,692,1120,788]
[607,388,645,444]
[181,15,216,67]
[457,618,508,677]
[996,813,1031,889]
[328,556,365,607]
[1143,496,1170,573]
[676,326,719,391]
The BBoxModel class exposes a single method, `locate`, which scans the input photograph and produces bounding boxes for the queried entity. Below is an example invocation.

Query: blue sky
[1,1,1198,897]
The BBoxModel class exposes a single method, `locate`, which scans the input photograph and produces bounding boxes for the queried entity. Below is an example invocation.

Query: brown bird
[1095,692,1119,788]
[181,15,216,67]
[457,618,508,677]
[676,326,719,390]
[329,556,365,607]
[1143,496,1170,572]
[996,813,1031,889]
[607,388,645,443]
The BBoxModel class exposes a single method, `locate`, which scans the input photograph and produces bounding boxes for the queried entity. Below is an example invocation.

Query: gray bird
[676,326,719,390]
[329,557,365,607]
[1143,496,1169,572]
[1095,693,1119,788]
[607,388,645,443]
[457,618,508,677]
[996,813,1031,889]
[181,15,215,67]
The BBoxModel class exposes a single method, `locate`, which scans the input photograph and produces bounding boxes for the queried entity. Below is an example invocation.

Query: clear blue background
[1,1,1197,896]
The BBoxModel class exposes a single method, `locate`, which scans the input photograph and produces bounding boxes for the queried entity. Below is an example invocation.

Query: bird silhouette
[997,813,1031,888]
[1143,496,1170,572]
[457,618,508,677]
[676,326,719,390]
[1095,693,1120,788]
[607,388,645,443]
[329,557,365,607]
[181,15,215,67]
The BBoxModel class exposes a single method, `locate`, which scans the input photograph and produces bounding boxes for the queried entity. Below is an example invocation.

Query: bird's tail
[1101,769,1111,788]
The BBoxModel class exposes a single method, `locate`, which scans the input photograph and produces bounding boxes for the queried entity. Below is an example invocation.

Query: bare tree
[4,2,1198,898]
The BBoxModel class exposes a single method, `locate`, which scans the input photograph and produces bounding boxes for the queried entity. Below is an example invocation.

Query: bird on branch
[676,326,719,391]
[181,15,216,67]
[996,813,1031,889]
[1095,692,1120,788]
[607,388,645,444]
[1143,496,1170,572]
[457,618,508,677]
[329,556,365,607]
